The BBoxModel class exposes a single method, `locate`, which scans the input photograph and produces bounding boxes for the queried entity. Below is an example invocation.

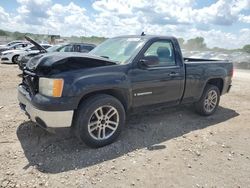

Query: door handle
[169,72,179,77]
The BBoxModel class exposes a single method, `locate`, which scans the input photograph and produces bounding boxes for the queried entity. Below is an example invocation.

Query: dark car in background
[55,43,96,53]
[18,38,96,70]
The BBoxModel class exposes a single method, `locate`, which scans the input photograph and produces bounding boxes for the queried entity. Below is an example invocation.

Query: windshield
[9,43,27,49]
[89,37,146,64]
[58,44,74,52]
[47,45,63,52]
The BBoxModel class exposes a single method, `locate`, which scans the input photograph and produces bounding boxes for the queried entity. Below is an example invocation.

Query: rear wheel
[74,94,125,148]
[12,55,19,64]
[195,84,220,116]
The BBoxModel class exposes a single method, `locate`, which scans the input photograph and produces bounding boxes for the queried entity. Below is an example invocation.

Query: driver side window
[144,41,176,67]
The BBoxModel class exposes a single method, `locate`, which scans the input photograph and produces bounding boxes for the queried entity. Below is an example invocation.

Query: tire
[18,62,23,70]
[195,84,220,116]
[12,55,19,64]
[74,94,126,148]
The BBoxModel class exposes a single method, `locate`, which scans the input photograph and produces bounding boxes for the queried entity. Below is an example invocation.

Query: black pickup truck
[18,35,233,147]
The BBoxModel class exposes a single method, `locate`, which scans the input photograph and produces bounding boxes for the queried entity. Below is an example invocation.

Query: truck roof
[113,35,177,40]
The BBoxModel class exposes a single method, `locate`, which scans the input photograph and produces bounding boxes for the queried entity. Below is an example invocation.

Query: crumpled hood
[26,52,117,75]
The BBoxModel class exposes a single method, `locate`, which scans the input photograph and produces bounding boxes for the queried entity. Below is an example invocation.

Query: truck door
[130,39,184,107]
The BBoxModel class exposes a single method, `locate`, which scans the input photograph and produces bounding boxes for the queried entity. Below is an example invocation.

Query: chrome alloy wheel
[204,90,218,113]
[87,105,119,140]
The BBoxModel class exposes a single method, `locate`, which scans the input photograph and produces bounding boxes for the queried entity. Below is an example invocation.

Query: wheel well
[78,89,128,111]
[207,78,224,94]
[12,55,19,62]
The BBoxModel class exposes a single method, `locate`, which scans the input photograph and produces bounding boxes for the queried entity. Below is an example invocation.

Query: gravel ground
[0,64,250,188]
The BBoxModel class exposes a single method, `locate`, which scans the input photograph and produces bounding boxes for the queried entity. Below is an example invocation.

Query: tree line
[177,37,250,53]
[0,29,249,53]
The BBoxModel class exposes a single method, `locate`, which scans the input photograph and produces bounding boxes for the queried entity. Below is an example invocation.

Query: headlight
[39,78,64,97]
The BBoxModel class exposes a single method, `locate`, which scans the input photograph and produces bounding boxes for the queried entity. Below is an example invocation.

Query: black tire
[74,94,126,148]
[195,84,220,116]
[12,55,19,64]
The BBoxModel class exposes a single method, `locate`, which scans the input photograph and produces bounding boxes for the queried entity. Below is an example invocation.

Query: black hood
[25,36,47,53]
[26,52,116,75]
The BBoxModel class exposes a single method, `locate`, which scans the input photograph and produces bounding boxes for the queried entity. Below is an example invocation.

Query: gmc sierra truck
[18,35,233,147]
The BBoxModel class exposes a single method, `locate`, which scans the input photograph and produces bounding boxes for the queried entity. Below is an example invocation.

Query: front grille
[22,70,39,96]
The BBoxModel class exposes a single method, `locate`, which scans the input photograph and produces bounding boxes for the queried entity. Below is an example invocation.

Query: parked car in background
[189,51,216,59]
[55,43,96,53]
[18,38,96,70]
[0,40,27,47]
[0,42,30,53]
[45,42,96,53]
[0,43,51,64]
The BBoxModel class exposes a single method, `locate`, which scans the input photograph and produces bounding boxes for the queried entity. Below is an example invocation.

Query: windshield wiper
[100,55,109,59]
[99,55,120,64]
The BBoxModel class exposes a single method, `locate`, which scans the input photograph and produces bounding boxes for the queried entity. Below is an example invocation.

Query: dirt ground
[0,63,249,188]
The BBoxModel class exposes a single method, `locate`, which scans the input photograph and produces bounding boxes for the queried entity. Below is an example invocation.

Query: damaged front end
[18,52,117,130]
[26,52,117,76]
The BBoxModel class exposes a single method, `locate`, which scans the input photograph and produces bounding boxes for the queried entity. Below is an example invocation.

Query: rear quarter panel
[183,61,233,103]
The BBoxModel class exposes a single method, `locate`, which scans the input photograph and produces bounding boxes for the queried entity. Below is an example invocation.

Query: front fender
[69,72,131,108]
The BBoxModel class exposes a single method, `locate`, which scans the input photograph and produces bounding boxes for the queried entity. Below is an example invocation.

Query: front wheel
[12,55,19,64]
[74,94,126,148]
[195,84,220,116]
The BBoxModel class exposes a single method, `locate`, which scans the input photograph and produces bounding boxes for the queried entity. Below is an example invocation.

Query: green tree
[0,29,8,36]
[185,37,207,50]
[243,45,250,53]
[177,38,185,48]
[12,31,24,40]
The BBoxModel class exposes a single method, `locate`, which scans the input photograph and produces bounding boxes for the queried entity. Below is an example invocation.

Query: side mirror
[139,55,159,67]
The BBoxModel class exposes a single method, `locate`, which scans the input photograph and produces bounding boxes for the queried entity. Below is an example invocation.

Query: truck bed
[182,58,233,103]
[184,57,227,62]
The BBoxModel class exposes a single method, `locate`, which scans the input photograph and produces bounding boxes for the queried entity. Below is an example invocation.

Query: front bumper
[18,85,74,128]
[1,55,12,63]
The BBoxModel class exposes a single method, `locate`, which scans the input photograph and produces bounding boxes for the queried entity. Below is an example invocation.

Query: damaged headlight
[39,78,64,97]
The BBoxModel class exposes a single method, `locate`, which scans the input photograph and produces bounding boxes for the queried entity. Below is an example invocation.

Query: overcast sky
[0,0,250,48]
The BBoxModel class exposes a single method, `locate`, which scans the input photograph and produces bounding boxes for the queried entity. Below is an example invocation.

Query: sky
[0,0,250,49]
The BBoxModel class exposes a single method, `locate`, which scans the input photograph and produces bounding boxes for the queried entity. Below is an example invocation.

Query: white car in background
[0,44,51,64]
[0,40,26,48]
[0,42,30,53]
